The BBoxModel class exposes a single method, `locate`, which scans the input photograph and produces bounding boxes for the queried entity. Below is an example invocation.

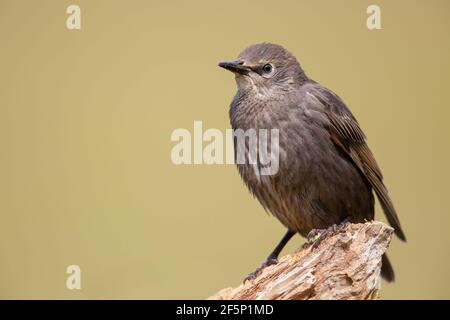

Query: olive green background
[1,0,449,299]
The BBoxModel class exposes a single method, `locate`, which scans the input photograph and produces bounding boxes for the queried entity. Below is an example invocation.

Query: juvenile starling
[219,43,406,282]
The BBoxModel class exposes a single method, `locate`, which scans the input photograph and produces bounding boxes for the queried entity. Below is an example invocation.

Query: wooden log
[209,221,393,300]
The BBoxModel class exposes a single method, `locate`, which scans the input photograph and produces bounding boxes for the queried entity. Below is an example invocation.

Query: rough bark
[209,221,393,300]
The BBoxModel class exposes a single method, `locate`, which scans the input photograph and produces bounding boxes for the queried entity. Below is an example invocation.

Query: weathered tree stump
[209,221,393,300]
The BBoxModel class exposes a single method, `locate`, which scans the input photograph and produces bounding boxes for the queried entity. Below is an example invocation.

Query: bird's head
[219,43,307,98]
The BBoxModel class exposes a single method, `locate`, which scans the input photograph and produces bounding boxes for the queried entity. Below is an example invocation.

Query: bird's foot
[307,227,332,249]
[243,257,278,283]
[307,218,351,249]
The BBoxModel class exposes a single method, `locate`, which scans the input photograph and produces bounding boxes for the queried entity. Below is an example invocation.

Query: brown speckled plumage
[220,43,406,282]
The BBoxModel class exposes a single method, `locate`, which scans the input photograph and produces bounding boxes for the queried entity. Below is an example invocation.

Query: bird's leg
[244,230,295,283]
[307,216,352,249]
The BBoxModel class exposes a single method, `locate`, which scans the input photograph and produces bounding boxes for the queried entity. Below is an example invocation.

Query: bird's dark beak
[218,60,250,75]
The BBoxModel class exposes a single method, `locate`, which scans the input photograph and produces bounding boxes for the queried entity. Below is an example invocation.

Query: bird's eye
[262,64,273,74]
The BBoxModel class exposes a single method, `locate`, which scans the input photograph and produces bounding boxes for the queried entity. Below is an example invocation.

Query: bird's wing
[307,86,406,241]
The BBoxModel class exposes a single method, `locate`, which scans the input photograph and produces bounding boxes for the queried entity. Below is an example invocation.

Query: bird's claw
[308,228,332,249]
[307,228,321,241]
[243,257,278,283]
[307,219,351,249]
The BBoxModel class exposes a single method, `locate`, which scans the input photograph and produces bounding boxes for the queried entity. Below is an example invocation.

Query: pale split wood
[209,221,393,300]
